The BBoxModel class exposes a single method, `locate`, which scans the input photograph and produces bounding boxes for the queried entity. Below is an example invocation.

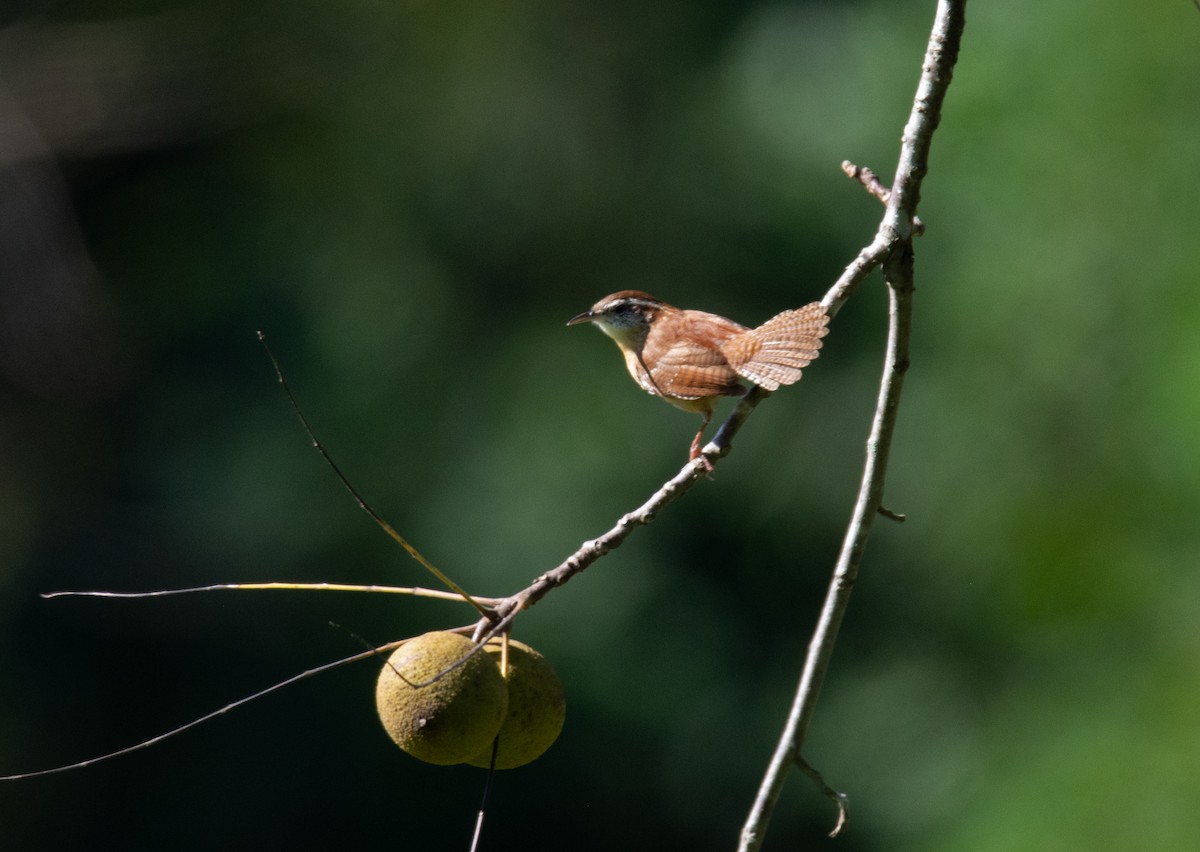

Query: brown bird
[568,291,829,462]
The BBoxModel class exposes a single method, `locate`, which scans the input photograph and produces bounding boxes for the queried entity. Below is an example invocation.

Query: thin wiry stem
[42,582,500,605]
[0,641,404,781]
[257,332,491,619]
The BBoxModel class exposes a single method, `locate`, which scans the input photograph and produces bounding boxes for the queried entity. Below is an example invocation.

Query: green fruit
[375,631,509,765]
[465,639,566,770]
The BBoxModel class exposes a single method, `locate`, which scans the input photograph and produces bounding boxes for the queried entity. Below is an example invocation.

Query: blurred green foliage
[1,0,1198,849]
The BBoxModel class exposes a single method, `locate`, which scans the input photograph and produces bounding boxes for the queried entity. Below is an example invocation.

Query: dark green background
[2,1,1197,849]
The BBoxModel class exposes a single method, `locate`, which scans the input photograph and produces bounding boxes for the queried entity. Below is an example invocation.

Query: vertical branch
[738,1,965,848]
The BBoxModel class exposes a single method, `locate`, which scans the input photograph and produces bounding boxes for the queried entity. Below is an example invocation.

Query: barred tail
[720,302,829,391]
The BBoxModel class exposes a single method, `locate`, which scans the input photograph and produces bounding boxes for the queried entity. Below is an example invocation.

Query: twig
[42,582,501,605]
[461,383,781,651]
[796,756,849,838]
[0,640,405,780]
[739,1,965,847]
[477,453,713,632]
[842,161,926,236]
[257,332,492,620]
[841,161,889,203]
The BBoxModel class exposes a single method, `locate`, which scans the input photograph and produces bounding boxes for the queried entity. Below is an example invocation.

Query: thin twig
[739,1,965,847]
[42,583,501,605]
[842,160,926,236]
[257,332,491,619]
[796,756,849,838]
[0,640,405,781]
[841,161,890,203]
[476,452,714,633]
[464,355,800,639]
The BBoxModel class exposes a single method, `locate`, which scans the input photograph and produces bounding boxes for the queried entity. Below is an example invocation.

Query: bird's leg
[689,410,714,471]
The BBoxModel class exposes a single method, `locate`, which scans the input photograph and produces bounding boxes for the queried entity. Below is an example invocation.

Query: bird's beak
[566,310,593,327]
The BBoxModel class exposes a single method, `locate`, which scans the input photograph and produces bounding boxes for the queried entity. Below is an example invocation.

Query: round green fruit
[375,631,509,766]
[465,639,566,770]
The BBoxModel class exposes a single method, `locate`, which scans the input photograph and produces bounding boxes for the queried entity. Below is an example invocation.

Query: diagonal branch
[482,450,714,627]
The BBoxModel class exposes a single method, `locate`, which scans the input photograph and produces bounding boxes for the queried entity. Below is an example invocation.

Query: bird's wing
[642,312,745,400]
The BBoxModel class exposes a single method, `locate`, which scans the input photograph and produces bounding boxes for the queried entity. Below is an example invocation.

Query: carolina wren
[568,291,829,461]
